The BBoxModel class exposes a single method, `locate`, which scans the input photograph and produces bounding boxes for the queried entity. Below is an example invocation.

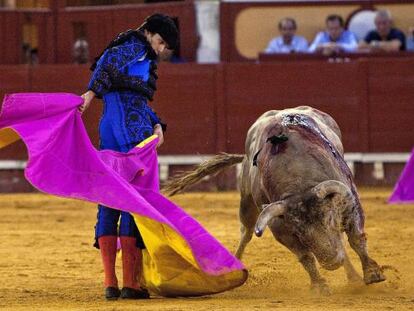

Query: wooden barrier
[0,2,197,65]
[223,61,367,153]
[56,2,197,64]
[367,58,414,151]
[1,58,413,190]
[1,58,414,160]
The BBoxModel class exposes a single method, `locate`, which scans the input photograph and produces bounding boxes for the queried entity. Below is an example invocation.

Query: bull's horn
[255,201,285,237]
[311,180,352,200]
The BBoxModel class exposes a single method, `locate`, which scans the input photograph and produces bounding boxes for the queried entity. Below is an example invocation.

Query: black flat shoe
[120,287,150,299]
[105,287,121,300]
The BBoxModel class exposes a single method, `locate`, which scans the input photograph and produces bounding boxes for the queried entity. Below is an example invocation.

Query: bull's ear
[255,201,286,237]
[311,180,352,200]
[311,180,354,213]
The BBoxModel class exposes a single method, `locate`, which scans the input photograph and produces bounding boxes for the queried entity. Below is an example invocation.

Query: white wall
[195,0,220,63]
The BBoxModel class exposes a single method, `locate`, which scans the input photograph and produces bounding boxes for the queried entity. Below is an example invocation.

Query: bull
[164,106,385,294]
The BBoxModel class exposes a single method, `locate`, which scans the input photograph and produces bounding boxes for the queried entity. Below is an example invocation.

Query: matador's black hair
[139,13,179,51]
[90,13,178,71]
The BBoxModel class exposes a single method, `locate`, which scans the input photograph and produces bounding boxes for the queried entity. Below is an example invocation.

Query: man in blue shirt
[265,18,308,53]
[406,26,414,51]
[360,10,406,52]
[309,14,357,55]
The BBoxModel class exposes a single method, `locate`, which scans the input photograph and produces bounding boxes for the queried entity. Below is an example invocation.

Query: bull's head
[255,180,354,270]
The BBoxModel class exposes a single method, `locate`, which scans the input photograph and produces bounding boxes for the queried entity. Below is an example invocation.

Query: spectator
[22,43,39,65]
[30,48,39,65]
[264,17,308,53]
[308,14,357,55]
[73,38,90,64]
[359,10,406,52]
[406,27,414,51]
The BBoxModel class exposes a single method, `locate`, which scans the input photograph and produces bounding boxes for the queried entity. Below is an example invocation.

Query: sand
[0,188,413,310]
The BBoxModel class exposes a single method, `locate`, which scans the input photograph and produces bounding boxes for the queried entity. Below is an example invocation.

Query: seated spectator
[308,14,357,55]
[22,43,39,65]
[406,27,414,51]
[265,18,308,53]
[30,48,39,65]
[359,10,405,52]
[72,38,89,64]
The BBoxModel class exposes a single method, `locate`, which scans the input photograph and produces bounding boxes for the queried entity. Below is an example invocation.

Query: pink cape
[0,93,247,296]
[389,148,414,203]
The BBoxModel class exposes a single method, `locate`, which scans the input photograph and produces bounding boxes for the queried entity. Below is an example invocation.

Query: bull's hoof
[363,266,386,285]
[310,280,331,296]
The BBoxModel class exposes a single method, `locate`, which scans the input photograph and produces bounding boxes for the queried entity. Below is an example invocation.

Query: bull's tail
[162,153,245,196]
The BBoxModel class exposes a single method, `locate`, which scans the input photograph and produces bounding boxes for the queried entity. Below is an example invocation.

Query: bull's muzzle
[319,252,345,271]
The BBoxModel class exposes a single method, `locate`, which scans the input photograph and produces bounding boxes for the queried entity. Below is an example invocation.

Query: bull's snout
[319,253,345,271]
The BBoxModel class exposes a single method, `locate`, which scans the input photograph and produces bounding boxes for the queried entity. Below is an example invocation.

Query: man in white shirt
[265,18,309,53]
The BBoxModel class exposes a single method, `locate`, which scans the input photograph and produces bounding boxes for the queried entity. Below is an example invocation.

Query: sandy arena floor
[0,188,413,311]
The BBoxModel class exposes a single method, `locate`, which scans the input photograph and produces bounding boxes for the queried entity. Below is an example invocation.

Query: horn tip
[255,228,263,237]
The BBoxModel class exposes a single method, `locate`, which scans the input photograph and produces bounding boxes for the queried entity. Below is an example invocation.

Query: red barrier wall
[56,3,197,64]
[223,61,367,153]
[0,11,23,64]
[0,2,197,65]
[368,58,414,151]
[154,64,220,154]
[1,58,414,162]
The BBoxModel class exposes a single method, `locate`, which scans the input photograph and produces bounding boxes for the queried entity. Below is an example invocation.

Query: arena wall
[0,58,413,191]
[0,1,197,64]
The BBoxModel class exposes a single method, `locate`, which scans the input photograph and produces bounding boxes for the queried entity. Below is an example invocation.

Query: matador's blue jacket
[88,33,161,152]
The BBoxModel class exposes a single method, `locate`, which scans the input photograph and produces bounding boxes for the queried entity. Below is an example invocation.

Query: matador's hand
[153,124,164,148]
[79,90,96,113]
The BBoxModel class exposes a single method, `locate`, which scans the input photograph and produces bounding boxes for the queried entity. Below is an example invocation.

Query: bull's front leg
[343,249,362,283]
[345,204,386,285]
[299,253,331,295]
[270,219,331,295]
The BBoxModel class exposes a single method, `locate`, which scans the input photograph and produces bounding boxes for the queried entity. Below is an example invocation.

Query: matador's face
[146,31,167,55]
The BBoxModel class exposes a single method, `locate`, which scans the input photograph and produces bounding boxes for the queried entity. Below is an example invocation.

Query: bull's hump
[281,113,339,157]
[279,113,353,188]
[245,106,343,159]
